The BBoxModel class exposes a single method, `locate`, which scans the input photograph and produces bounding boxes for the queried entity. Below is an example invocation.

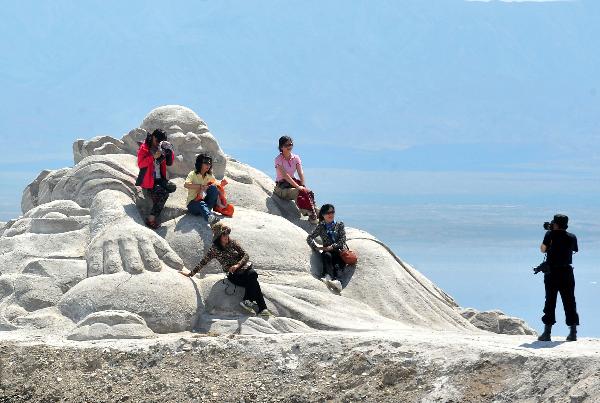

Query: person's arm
[332,222,347,250]
[573,235,579,254]
[183,172,205,191]
[541,231,551,253]
[137,146,155,169]
[228,241,250,273]
[184,182,204,191]
[306,225,323,251]
[184,247,217,277]
[165,149,174,166]
[296,163,307,190]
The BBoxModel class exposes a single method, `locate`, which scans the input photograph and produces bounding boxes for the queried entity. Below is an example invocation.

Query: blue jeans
[187,185,219,220]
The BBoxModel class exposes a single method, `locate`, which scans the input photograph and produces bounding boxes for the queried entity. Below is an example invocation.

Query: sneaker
[207,214,220,227]
[239,300,256,315]
[258,309,274,317]
[321,274,332,283]
[329,279,343,292]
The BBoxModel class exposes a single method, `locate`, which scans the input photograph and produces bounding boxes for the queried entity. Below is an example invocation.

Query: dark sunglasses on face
[284,143,293,148]
[325,211,335,215]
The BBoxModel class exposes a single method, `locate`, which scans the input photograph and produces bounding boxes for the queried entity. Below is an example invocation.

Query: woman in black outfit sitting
[306,204,347,292]
[181,223,272,316]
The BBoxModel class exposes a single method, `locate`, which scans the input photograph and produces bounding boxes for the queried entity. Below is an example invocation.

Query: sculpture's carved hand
[87,224,183,276]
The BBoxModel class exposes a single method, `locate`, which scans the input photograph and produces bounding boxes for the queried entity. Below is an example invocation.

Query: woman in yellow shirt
[184,154,219,226]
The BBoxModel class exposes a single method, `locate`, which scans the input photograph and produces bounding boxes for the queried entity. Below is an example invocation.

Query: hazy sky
[1,0,599,334]
[2,0,599,220]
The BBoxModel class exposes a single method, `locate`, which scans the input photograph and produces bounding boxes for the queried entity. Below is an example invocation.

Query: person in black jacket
[537,214,580,342]
[306,204,347,292]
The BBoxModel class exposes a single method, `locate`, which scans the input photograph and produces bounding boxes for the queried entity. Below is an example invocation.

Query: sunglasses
[325,211,335,215]
[284,143,294,148]
[202,160,212,165]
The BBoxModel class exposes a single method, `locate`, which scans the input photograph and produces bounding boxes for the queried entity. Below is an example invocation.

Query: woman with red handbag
[306,204,353,292]
[273,135,319,224]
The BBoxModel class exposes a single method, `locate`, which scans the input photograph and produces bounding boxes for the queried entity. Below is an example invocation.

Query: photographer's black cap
[552,214,569,229]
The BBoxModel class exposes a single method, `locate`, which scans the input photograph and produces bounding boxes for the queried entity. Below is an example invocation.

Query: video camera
[159,140,173,155]
[533,260,550,275]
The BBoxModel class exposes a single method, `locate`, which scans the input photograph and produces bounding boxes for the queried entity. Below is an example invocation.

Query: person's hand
[154,150,162,159]
[297,185,306,192]
[324,246,334,252]
[228,264,239,273]
[87,223,184,276]
[180,270,194,277]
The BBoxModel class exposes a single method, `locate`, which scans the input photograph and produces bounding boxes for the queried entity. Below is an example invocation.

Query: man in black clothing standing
[537,214,580,342]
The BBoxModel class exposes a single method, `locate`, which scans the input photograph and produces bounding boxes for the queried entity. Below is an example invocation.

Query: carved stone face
[139,105,226,179]
[72,105,227,183]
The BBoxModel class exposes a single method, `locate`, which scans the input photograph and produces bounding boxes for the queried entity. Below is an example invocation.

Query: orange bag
[194,179,235,217]
[340,242,358,265]
[340,249,358,265]
[212,179,235,217]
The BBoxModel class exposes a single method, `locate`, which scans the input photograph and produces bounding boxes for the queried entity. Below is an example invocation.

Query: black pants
[321,250,345,280]
[143,182,170,218]
[228,267,267,311]
[542,266,580,326]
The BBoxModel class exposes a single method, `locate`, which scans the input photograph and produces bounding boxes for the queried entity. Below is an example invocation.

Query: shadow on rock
[204,278,246,316]
[520,341,566,349]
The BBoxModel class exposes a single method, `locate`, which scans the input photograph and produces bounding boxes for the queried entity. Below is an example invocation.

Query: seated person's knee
[187,201,206,216]
[206,184,218,195]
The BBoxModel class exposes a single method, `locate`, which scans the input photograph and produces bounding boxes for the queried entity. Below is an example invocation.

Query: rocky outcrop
[73,136,130,164]
[58,270,199,334]
[21,168,72,213]
[460,308,537,335]
[67,310,155,340]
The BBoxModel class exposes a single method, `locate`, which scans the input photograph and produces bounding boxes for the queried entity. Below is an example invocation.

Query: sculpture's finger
[103,238,122,274]
[139,240,162,272]
[153,238,184,271]
[86,239,104,277]
[120,238,144,274]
